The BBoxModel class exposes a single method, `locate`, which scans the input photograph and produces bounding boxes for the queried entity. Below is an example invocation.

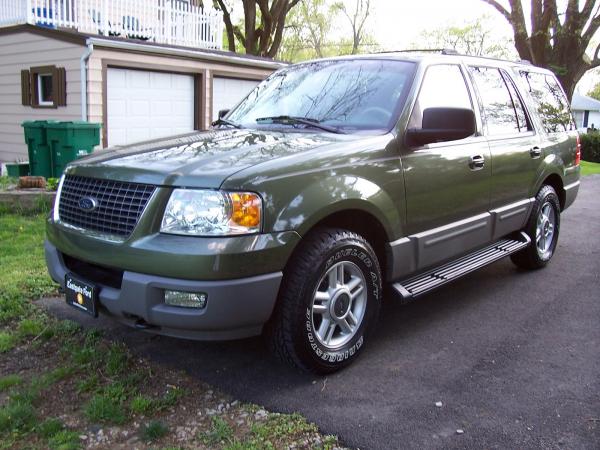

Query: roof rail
[375,48,459,55]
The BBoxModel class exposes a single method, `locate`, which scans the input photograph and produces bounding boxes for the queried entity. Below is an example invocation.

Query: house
[0,0,285,165]
[571,92,600,131]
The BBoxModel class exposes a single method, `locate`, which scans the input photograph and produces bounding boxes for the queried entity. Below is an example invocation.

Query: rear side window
[408,64,472,129]
[468,66,530,136]
[519,71,574,133]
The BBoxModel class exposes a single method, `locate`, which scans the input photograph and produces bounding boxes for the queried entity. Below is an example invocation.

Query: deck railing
[0,0,223,50]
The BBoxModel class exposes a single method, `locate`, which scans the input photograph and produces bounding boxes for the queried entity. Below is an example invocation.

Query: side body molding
[387,199,534,281]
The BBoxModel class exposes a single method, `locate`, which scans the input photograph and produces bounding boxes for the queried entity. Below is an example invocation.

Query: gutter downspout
[80,40,93,121]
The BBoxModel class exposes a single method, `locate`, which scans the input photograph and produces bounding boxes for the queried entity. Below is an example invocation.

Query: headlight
[160,189,261,236]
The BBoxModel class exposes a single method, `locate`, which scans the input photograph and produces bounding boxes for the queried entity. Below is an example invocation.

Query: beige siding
[0,32,84,163]
[88,48,273,145]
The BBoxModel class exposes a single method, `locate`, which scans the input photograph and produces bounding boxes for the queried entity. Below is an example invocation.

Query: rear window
[519,71,574,133]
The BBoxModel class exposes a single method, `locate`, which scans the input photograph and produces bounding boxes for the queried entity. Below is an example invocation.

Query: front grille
[58,175,155,238]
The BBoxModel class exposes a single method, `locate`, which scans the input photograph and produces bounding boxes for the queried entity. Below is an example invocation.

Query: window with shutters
[20,65,67,108]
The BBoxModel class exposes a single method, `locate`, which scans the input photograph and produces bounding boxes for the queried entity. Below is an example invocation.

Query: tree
[482,0,600,99]
[334,0,371,55]
[413,16,515,59]
[588,82,600,100]
[277,0,379,62]
[279,0,333,60]
[212,0,302,57]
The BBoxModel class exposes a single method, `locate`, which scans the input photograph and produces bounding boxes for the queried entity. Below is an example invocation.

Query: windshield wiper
[211,117,242,129]
[255,115,345,134]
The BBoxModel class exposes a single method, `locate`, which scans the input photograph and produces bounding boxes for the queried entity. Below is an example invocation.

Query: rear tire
[511,185,561,270]
[265,228,382,374]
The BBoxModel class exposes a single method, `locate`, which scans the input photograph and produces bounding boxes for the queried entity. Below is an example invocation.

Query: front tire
[266,228,382,374]
[511,185,561,270]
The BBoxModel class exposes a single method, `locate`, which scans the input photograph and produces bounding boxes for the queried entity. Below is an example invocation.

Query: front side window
[469,66,529,136]
[227,59,416,133]
[408,64,473,129]
[519,70,574,133]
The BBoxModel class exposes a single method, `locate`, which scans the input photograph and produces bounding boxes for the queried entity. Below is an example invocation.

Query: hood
[67,129,356,188]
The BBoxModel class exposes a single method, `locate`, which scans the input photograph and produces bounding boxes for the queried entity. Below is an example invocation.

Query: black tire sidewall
[293,238,381,373]
[529,186,561,264]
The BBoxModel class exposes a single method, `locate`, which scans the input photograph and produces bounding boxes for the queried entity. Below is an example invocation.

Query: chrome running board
[392,232,531,301]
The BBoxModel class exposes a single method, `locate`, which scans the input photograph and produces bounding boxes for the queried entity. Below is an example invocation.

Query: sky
[363,0,599,93]
[368,0,513,50]
[230,0,599,93]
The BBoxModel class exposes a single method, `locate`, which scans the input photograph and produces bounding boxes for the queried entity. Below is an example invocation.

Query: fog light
[164,290,207,309]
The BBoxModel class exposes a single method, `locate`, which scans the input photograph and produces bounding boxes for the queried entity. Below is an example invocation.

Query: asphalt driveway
[43,175,600,449]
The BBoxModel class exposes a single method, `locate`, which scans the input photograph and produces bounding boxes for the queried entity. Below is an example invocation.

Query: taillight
[575,134,581,166]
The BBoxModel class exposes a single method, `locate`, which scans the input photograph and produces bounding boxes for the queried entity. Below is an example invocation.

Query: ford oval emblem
[78,197,98,212]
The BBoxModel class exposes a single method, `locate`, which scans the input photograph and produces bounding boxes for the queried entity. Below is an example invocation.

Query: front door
[402,63,491,269]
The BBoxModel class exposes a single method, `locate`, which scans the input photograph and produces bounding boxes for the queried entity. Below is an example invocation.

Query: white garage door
[212,77,259,121]
[107,68,195,146]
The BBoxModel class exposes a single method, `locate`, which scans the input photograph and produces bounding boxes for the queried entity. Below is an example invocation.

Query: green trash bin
[6,162,30,177]
[45,121,101,177]
[22,120,52,178]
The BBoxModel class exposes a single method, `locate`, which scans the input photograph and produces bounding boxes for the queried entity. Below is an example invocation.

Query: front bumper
[45,241,283,340]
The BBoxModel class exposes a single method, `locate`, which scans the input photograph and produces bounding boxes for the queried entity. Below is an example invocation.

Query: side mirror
[218,109,230,119]
[406,107,476,147]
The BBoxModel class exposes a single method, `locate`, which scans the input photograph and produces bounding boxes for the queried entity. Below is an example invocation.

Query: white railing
[0,0,223,50]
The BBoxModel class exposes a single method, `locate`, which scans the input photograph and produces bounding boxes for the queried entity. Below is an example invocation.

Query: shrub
[580,131,600,162]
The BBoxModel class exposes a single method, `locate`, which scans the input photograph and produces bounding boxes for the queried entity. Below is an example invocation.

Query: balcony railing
[0,0,223,50]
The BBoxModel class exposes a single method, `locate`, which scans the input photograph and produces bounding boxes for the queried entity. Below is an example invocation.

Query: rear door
[402,63,492,269]
[468,65,541,239]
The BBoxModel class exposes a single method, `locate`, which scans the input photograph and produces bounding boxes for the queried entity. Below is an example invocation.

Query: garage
[212,77,260,121]
[107,68,195,146]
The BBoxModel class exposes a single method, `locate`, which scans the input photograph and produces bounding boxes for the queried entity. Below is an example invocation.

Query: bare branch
[481,0,511,22]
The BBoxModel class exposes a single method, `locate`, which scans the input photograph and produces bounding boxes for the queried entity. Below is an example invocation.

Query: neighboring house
[0,0,285,164]
[571,92,600,131]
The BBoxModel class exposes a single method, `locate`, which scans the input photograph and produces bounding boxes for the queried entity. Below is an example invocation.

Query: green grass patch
[37,417,65,438]
[105,343,129,376]
[140,420,169,442]
[17,317,47,338]
[581,160,600,176]
[84,393,127,425]
[47,429,81,450]
[130,395,155,415]
[0,400,36,434]
[0,176,17,191]
[0,332,16,353]
[0,374,22,392]
[0,214,57,323]
[200,416,234,447]
[76,374,99,394]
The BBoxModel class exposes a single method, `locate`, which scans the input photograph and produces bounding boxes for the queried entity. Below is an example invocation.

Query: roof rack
[376,48,460,55]
[376,49,536,66]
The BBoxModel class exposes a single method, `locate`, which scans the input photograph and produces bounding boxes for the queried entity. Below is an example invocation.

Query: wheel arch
[541,173,565,210]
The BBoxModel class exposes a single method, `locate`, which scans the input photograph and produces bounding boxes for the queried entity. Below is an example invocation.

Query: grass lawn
[581,160,600,176]
[0,213,341,450]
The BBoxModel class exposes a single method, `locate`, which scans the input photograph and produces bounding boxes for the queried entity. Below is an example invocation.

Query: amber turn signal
[229,192,261,228]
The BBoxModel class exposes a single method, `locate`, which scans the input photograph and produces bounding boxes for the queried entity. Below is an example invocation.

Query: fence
[0,0,223,50]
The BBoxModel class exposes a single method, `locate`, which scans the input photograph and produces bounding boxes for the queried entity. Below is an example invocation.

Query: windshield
[227,59,415,133]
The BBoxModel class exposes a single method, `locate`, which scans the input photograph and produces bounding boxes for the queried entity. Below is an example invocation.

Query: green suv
[45,52,580,373]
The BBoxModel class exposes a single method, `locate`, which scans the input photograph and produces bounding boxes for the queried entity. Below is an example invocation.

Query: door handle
[469,155,485,170]
[530,146,542,158]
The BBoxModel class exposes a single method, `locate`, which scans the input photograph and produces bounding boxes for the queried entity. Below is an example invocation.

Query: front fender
[271,175,402,240]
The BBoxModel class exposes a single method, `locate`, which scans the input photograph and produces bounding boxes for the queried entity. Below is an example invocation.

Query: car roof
[294,51,552,75]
